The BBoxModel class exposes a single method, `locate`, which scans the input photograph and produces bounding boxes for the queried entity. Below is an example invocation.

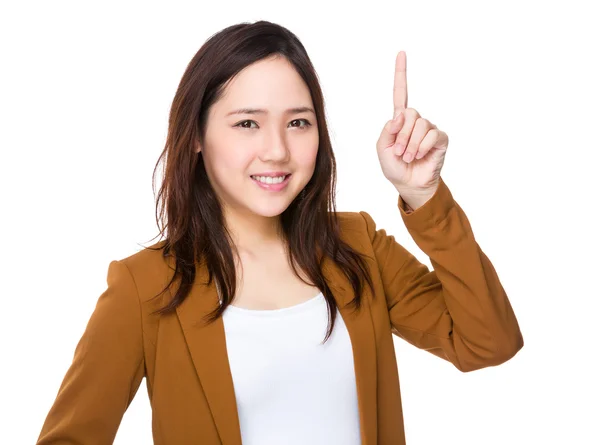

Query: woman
[36,20,523,445]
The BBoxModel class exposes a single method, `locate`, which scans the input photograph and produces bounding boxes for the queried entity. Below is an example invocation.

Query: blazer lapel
[175,263,243,445]
[321,254,378,445]
[175,255,378,445]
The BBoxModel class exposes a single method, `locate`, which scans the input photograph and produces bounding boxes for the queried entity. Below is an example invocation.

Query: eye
[234,118,313,130]
[235,120,258,129]
[290,118,312,129]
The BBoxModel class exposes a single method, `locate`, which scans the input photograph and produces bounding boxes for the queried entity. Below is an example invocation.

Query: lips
[250,173,292,191]
[249,173,291,182]
[250,172,291,177]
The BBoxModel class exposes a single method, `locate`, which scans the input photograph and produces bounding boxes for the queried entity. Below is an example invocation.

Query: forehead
[214,57,312,115]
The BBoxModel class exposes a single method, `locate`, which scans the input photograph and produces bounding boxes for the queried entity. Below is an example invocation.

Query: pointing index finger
[393,51,407,118]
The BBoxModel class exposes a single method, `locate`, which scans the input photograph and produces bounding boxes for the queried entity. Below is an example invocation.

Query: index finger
[393,51,407,118]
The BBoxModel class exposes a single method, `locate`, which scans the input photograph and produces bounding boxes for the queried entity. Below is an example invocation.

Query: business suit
[36,176,524,444]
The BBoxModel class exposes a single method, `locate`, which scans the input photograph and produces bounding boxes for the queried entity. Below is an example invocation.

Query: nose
[259,126,290,163]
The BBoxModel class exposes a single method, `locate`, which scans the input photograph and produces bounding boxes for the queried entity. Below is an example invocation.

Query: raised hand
[376,51,449,195]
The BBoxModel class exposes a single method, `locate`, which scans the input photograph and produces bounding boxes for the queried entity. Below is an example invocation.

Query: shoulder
[333,211,379,252]
[335,211,378,235]
[112,240,173,304]
[117,239,170,270]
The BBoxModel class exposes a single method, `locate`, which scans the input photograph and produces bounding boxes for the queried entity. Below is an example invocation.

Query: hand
[376,51,449,194]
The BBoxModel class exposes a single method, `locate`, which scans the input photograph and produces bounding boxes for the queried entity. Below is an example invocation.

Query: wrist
[394,182,439,212]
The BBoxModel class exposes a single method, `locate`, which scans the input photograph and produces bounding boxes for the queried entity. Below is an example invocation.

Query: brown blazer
[36,177,523,445]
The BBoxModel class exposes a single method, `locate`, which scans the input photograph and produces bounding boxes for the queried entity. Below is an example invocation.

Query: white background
[1,0,599,444]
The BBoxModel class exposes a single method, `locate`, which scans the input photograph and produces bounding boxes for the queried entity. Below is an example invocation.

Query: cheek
[296,148,318,170]
[224,151,251,169]
[293,138,319,168]
[215,162,251,189]
[210,145,253,175]
[203,154,247,193]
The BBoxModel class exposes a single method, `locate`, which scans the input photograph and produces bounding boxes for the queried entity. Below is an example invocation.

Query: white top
[221,291,362,445]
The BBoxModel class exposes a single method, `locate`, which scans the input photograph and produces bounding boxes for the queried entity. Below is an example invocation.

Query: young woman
[36,20,523,445]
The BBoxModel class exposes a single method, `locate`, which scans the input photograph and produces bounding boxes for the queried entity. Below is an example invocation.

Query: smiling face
[196,55,319,224]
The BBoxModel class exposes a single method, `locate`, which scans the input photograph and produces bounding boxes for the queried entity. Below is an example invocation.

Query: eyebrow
[226,106,316,117]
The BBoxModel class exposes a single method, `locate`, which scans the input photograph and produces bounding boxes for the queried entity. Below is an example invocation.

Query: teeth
[251,175,287,184]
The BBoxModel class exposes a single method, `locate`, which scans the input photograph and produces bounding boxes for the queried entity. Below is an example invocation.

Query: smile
[250,174,292,191]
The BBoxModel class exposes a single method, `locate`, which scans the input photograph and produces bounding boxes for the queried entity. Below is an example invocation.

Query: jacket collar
[175,253,377,445]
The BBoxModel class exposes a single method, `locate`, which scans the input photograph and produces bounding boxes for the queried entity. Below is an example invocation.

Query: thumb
[376,112,405,153]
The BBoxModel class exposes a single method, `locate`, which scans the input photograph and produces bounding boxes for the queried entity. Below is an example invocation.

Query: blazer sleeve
[36,260,145,444]
[360,177,523,372]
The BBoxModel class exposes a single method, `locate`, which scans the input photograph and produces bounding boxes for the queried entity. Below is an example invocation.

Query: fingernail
[403,152,413,163]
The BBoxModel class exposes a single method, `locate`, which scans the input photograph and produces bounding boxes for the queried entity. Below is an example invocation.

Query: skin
[196,55,319,253]
[376,51,450,210]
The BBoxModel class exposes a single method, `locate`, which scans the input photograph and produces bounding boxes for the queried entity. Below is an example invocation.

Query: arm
[36,260,145,444]
[360,177,523,372]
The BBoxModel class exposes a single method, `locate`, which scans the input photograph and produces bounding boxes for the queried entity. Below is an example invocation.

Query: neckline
[225,291,324,317]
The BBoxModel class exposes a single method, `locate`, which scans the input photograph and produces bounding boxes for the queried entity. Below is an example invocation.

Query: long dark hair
[143,20,375,344]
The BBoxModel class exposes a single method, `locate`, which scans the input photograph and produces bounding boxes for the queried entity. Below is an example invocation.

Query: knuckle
[406,108,420,119]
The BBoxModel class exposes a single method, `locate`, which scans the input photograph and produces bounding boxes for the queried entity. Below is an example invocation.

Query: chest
[231,251,321,310]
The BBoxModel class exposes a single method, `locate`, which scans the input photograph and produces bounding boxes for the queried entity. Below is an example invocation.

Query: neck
[224,207,285,253]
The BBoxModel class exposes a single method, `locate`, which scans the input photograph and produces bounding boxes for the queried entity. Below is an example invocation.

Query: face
[196,56,319,223]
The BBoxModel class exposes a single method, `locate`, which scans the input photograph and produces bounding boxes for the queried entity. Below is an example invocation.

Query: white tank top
[221,291,362,444]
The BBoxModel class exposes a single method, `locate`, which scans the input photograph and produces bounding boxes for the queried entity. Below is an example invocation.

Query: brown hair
[143,20,374,344]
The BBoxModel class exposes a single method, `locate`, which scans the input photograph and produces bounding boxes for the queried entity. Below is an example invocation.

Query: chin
[248,201,292,218]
